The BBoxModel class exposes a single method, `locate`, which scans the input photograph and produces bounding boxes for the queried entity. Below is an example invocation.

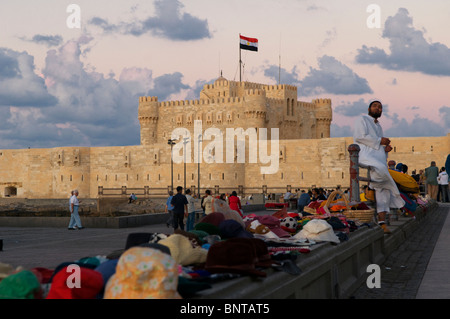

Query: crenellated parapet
[138,76,332,144]
[313,98,333,120]
[138,96,159,121]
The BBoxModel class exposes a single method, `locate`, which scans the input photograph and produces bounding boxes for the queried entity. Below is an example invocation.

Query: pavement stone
[351,203,450,299]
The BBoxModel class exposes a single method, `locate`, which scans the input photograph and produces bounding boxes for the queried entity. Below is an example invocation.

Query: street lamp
[167,138,176,191]
[182,137,190,193]
[197,134,202,197]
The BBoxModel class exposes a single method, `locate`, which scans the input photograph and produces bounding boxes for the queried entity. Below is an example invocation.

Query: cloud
[331,113,447,138]
[263,65,301,86]
[439,106,450,129]
[334,98,391,118]
[20,34,63,47]
[300,55,373,95]
[330,123,353,138]
[148,72,190,100]
[0,48,58,107]
[385,114,447,137]
[89,0,211,41]
[0,35,197,149]
[356,8,450,76]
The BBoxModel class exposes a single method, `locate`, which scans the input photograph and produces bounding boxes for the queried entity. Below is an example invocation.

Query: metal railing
[98,185,324,199]
[98,147,367,199]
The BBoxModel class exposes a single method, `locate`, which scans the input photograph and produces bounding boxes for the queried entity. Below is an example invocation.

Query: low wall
[0,203,267,228]
[192,201,438,299]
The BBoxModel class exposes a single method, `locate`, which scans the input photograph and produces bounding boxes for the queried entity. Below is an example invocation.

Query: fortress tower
[138,96,159,146]
[313,98,333,139]
[243,88,267,131]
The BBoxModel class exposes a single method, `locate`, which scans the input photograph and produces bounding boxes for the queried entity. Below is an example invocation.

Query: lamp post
[182,137,190,193]
[167,138,176,192]
[197,134,202,197]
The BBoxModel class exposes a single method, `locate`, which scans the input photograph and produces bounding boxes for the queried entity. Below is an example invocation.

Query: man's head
[205,189,211,195]
[368,100,383,120]
[74,189,79,196]
[431,161,436,166]
[176,186,183,193]
[388,160,396,168]
[185,189,191,195]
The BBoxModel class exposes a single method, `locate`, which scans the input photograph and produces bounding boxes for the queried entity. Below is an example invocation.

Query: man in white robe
[353,101,405,233]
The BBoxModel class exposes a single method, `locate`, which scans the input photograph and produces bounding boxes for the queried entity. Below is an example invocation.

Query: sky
[0,0,449,149]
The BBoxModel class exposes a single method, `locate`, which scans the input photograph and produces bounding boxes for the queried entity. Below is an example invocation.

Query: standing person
[425,161,439,200]
[297,190,311,213]
[388,160,396,170]
[170,186,188,231]
[311,188,326,201]
[185,189,197,231]
[418,169,426,196]
[202,190,213,215]
[69,190,74,211]
[228,191,243,217]
[68,190,84,230]
[438,167,449,203]
[446,155,450,180]
[283,190,292,202]
[353,100,405,233]
[165,191,174,228]
[200,194,207,219]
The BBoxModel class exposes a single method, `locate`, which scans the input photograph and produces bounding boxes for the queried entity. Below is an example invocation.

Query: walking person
[425,161,439,200]
[170,186,188,231]
[228,191,243,217]
[68,190,84,230]
[201,190,213,215]
[353,100,405,233]
[437,167,449,203]
[165,191,174,228]
[185,189,197,231]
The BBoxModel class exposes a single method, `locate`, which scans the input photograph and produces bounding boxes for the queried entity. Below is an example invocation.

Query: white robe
[353,115,405,212]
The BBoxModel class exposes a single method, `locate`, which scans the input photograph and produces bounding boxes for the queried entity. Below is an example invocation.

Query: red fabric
[228,196,242,216]
[46,266,103,299]
[265,203,288,209]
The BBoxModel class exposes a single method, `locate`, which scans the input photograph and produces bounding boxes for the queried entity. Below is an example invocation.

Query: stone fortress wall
[0,77,448,199]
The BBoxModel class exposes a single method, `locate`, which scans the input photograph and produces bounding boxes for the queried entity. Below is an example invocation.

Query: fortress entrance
[4,186,17,197]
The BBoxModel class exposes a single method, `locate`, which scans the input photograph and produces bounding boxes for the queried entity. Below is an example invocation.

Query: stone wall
[0,134,448,199]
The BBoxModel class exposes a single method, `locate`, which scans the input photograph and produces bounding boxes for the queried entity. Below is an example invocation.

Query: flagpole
[239,34,242,82]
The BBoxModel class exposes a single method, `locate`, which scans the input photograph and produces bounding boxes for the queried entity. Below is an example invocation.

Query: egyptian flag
[240,35,258,52]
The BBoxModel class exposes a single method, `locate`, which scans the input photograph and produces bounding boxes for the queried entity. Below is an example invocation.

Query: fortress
[138,76,332,144]
[0,76,448,199]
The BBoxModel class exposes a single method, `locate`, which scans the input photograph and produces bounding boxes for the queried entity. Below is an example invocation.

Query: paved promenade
[1,204,449,299]
[352,203,450,299]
